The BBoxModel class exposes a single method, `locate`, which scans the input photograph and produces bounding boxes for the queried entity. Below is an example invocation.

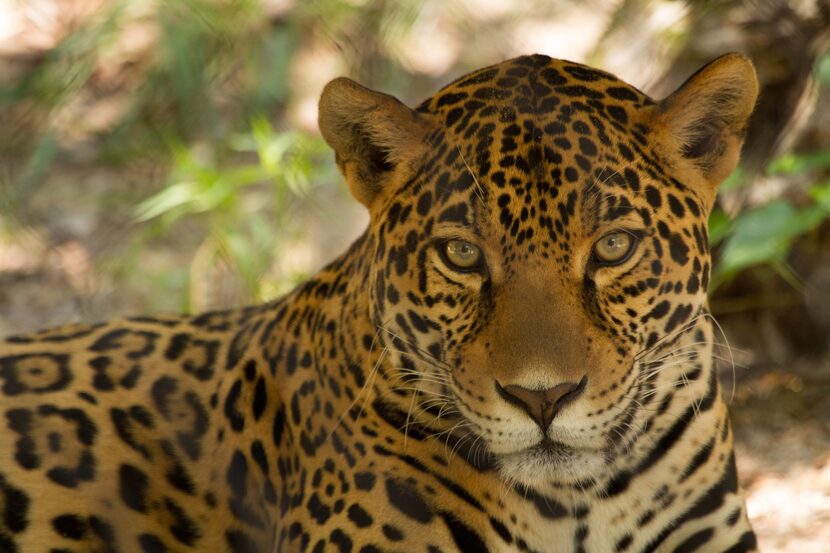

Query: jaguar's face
[368,118,711,486]
[318,54,757,487]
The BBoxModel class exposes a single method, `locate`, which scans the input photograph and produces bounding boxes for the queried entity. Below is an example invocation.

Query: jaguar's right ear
[319,77,432,209]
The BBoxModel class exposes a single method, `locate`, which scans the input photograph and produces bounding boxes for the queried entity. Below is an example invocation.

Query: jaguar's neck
[255,229,384,430]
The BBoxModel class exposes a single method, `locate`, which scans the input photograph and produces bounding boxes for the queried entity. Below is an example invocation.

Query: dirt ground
[730,356,830,552]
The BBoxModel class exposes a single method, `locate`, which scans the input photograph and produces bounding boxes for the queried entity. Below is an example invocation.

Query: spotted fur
[1,54,758,552]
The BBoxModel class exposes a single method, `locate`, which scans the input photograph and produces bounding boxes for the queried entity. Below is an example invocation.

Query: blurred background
[0,0,828,550]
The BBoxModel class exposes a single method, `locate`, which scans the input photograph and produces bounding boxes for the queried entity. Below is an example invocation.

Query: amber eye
[441,239,483,271]
[593,231,636,265]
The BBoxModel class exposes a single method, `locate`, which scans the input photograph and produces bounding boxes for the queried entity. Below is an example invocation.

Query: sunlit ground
[744,461,830,553]
[731,359,830,552]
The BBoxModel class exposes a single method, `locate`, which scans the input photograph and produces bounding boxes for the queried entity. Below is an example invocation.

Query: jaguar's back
[1,54,758,553]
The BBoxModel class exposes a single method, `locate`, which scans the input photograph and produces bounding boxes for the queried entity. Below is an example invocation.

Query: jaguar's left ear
[646,53,758,204]
[319,77,432,210]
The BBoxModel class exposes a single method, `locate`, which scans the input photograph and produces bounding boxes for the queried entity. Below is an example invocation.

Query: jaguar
[0,53,759,552]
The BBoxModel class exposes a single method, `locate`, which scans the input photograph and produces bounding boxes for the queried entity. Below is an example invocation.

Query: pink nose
[496,375,587,431]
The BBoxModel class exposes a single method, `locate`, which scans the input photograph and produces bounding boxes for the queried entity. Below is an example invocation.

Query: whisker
[327,339,387,443]
[376,325,454,373]
[457,145,486,204]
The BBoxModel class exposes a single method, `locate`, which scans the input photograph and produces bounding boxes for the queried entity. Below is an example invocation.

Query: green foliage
[135,117,335,307]
[711,151,830,289]
[767,150,830,176]
[817,49,830,87]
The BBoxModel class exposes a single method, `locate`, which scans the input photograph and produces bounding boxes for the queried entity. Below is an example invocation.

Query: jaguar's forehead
[417,54,654,139]
[412,55,674,254]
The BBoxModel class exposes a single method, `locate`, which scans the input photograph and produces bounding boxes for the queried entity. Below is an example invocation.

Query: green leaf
[817,50,830,87]
[134,181,200,222]
[708,208,731,245]
[719,166,747,192]
[717,201,825,278]
[767,150,830,175]
[810,180,830,212]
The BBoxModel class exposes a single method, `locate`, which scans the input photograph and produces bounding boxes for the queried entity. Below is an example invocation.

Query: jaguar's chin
[495,439,607,488]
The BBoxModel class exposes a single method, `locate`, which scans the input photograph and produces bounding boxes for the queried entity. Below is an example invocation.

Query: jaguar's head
[319,54,757,487]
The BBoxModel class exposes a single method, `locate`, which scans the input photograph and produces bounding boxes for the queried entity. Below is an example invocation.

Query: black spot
[252,377,267,421]
[307,493,331,524]
[623,168,640,191]
[674,528,714,553]
[90,329,157,358]
[226,529,260,553]
[685,197,701,217]
[417,192,433,216]
[439,203,468,224]
[669,234,690,265]
[272,406,286,446]
[227,450,248,498]
[680,437,715,483]
[354,472,375,491]
[111,407,151,460]
[150,376,177,416]
[347,503,373,528]
[1,479,30,533]
[163,334,217,381]
[439,511,489,552]
[165,460,196,495]
[250,440,269,474]
[119,463,150,513]
[385,478,432,523]
[578,137,597,156]
[489,517,512,544]
[382,524,404,541]
[644,300,670,322]
[606,87,639,102]
[608,105,628,123]
[285,343,299,376]
[88,516,115,545]
[329,528,353,553]
[558,85,604,99]
[665,304,693,334]
[223,379,245,432]
[565,167,579,183]
[645,186,662,209]
[165,497,201,546]
[445,107,464,127]
[686,273,700,294]
[139,533,167,553]
[436,92,468,108]
[667,194,685,217]
[724,532,758,553]
[564,64,609,81]
[523,487,567,519]
[52,514,86,540]
[615,534,633,552]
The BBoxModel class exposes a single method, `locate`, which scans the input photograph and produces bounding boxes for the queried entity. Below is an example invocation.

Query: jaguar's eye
[593,231,637,265]
[441,239,483,271]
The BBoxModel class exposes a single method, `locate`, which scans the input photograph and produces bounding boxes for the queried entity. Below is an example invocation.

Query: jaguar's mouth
[491,436,610,487]
[536,437,573,453]
[513,437,577,463]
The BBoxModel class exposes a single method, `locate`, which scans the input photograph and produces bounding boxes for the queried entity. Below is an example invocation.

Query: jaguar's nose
[495,375,587,431]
